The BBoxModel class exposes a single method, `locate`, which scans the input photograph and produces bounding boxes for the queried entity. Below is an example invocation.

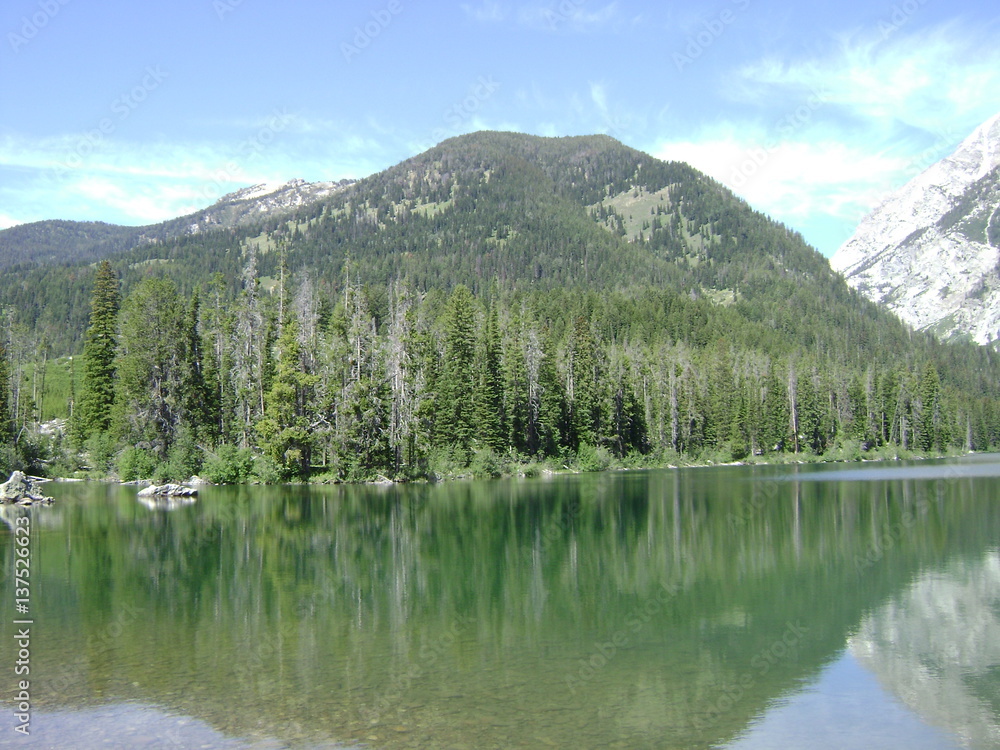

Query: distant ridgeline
[2,131,999,480]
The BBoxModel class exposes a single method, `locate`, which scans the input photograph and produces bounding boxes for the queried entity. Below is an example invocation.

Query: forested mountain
[0,132,918,354]
[0,220,145,269]
[3,131,999,480]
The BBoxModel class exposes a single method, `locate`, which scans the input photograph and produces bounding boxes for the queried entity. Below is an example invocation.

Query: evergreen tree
[113,277,186,457]
[256,317,317,478]
[385,282,415,473]
[502,305,529,454]
[0,341,11,447]
[917,362,941,451]
[475,305,505,452]
[796,367,824,453]
[232,249,267,448]
[439,285,478,457]
[762,365,789,452]
[526,324,564,456]
[338,287,391,479]
[567,315,599,448]
[77,260,120,441]
[180,289,212,439]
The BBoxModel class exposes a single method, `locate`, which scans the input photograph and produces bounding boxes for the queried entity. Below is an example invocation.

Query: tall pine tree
[76,261,120,441]
[439,285,478,457]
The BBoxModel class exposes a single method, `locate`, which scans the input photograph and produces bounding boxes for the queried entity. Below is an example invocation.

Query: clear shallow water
[1,456,999,749]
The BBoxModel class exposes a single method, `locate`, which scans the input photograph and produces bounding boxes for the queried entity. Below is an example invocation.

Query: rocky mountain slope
[0,178,351,270]
[832,113,1000,344]
[177,178,353,236]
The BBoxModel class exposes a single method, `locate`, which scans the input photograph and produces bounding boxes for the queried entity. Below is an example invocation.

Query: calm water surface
[2,457,999,749]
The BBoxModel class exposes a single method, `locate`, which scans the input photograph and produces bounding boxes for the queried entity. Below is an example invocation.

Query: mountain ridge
[0,177,354,271]
[831,112,1000,344]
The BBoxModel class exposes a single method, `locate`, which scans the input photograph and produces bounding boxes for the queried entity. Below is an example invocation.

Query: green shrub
[0,443,19,477]
[728,439,750,462]
[520,460,542,478]
[470,447,504,478]
[828,439,863,462]
[164,427,202,481]
[85,432,117,474]
[427,446,466,479]
[117,447,158,482]
[201,444,256,485]
[152,462,173,485]
[251,454,285,484]
[575,443,612,472]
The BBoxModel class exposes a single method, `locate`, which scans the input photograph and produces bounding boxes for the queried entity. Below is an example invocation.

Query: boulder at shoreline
[137,484,199,497]
[0,471,55,505]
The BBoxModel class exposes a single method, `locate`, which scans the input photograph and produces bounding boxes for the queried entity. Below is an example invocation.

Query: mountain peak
[831,111,1000,344]
[180,178,355,236]
[962,112,1000,181]
[216,180,300,204]
[214,178,352,208]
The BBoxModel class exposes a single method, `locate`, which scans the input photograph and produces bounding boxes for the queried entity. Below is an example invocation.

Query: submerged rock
[0,471,55,505]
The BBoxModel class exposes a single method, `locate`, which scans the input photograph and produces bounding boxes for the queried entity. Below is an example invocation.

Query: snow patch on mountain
[215,178,350,209]
[182,178,355,236]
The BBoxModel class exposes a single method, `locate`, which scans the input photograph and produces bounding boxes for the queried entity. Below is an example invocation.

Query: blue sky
[2,0,998,256]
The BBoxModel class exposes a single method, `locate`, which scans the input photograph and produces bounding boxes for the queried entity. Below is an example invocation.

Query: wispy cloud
[589,82,609,116]
[461,1,508,24]
[587,80,636,136]
[732,22,1000,138]
[70,177,210,224]
[657,21,1000,253]
[0,123,386,225]
[657,136,907,222]
[463,1,620,32]
[517,2,619,32]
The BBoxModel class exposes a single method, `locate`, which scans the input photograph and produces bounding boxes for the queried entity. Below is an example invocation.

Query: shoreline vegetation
[317,444,970,485]
[42,442,968,488]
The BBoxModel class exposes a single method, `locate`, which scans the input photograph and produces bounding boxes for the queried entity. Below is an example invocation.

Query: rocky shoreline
[0,472,54,506]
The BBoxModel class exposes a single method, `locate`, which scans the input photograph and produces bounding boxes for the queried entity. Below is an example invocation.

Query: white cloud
[732,22,1000,139]
[586,80,638,137]
[668,21,1000,253]
[461,1,508,23]
[0,120,390,225]
[0,214,22,230]
[462,1,619,32]
[589,82,609,116]
[70,177,188,224]
[517,2,619,32]
[655,135,911,242]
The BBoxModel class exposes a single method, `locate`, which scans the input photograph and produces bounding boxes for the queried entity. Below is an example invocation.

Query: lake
[2,457,1000,749]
